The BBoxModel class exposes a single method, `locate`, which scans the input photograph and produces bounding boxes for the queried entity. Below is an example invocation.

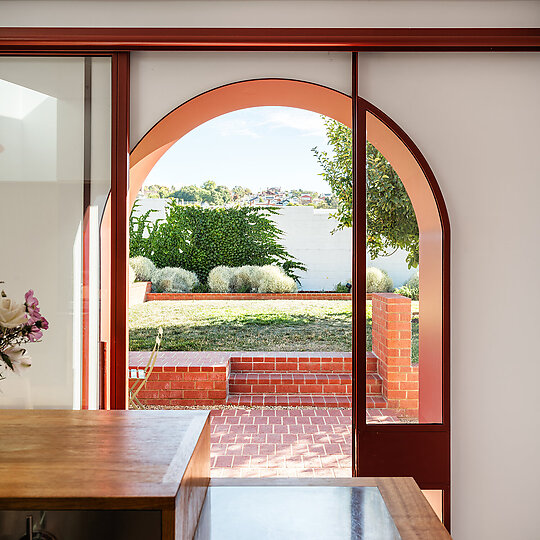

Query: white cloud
[212,117,261,138]
[259,108,327,137]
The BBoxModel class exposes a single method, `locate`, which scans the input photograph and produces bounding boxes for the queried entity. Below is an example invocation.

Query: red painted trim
[110,52,130,410]
[351,53,366,476]
[0,27,539,51]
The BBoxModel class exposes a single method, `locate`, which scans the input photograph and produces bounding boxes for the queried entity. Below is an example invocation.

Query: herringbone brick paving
[210,408,399,478]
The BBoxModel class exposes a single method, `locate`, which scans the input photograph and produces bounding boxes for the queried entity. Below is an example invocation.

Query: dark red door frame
[110,52,130,410]
[0,27,539,51]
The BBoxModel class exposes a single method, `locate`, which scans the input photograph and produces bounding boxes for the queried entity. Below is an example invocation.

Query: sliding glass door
[0,56,111,409]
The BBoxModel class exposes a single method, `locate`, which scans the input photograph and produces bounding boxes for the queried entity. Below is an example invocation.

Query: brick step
[229,372,383,396]
[229,372,352,395]
[230,353,378,373]
[365,373,383,395]
[226,394,388,409]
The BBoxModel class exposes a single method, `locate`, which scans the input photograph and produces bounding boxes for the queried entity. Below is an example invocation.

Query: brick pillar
[372,293,418,417]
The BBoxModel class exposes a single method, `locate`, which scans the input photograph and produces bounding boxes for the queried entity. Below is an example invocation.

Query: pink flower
[25,290,38,309]
[39,316,49,331]
[25,290,42,324]
[27,326,43,342]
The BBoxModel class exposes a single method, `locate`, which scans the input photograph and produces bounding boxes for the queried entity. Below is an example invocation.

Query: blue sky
[144,106,333,194]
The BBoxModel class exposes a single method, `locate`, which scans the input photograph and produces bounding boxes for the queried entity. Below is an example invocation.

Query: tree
[312,118,419,268]
[172,185,204,202]
[142,184,175,199]
[171,180,232,205]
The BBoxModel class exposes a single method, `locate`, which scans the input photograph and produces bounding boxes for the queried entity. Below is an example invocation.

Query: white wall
[130,51,351,147]
[3,0,540,28]
[356,51,540,540]
[2,2,540,538]
[133,199,413,289]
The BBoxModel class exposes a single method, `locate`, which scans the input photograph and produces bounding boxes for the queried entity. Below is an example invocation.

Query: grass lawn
[129,299,419,361]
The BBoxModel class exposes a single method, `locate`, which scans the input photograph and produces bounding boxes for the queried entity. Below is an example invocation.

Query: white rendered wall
[356,52,540,540]
[130,51,351,147]
[3,0,540,28]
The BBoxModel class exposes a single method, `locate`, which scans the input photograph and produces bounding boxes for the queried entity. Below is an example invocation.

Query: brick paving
[210,408,400,478]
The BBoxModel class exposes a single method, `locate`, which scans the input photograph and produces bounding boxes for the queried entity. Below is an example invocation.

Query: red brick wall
[130,365,228,407]
[372,293,418,417]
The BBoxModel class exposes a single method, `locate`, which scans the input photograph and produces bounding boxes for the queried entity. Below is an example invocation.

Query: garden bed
[146,291,354,301]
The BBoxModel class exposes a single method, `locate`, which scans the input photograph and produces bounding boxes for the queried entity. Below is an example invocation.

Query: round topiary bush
[208,266,235,293]
[255,265,297,293]
[151,267,199,293]
[208,265,297,294]
[366,267,394,293]
[129,256,156,282]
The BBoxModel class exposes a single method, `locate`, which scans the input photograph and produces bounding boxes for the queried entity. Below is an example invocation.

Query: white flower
[0,297,27,329]
[2,346,32,373]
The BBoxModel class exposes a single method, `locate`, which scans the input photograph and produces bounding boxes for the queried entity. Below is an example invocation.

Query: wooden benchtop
[0,410,210,510]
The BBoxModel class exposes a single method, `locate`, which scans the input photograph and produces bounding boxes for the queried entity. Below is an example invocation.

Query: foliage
[207,265,298,294]
[141,184,175,199]
[231,185,252,201]
[129,201,161,261]
[366,267,394,293]
[151,267,199,293]
[334,281,351,293]
[129,200,306,284]
[394,271,420,300]
[312,118,419,268]
[129,256,156,282]
[171,180,232,205]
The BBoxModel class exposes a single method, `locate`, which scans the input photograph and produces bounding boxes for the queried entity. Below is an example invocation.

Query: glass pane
[0,56,111,409]
[366,110,443,424]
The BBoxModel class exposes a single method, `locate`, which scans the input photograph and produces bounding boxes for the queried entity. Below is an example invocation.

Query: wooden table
[0,410,210,540]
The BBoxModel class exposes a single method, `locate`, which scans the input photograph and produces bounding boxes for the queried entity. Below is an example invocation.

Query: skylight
[0,79,50,120]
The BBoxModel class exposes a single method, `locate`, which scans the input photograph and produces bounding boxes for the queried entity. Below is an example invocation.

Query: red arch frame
[128,78,449,423]
[122,78,450,521]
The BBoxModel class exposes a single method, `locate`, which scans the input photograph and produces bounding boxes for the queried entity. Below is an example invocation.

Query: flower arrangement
[0,283,49,379]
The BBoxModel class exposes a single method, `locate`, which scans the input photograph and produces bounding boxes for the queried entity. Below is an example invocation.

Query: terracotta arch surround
[128,78,448,424]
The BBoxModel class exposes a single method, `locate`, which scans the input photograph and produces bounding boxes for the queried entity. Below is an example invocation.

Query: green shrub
[129,256,156,282]
[151,267,199,293]
[208,265,297,294]
[394,271,419,300]
[366,267,393,293]
[335,281,352,293]
[129,201,306,284]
